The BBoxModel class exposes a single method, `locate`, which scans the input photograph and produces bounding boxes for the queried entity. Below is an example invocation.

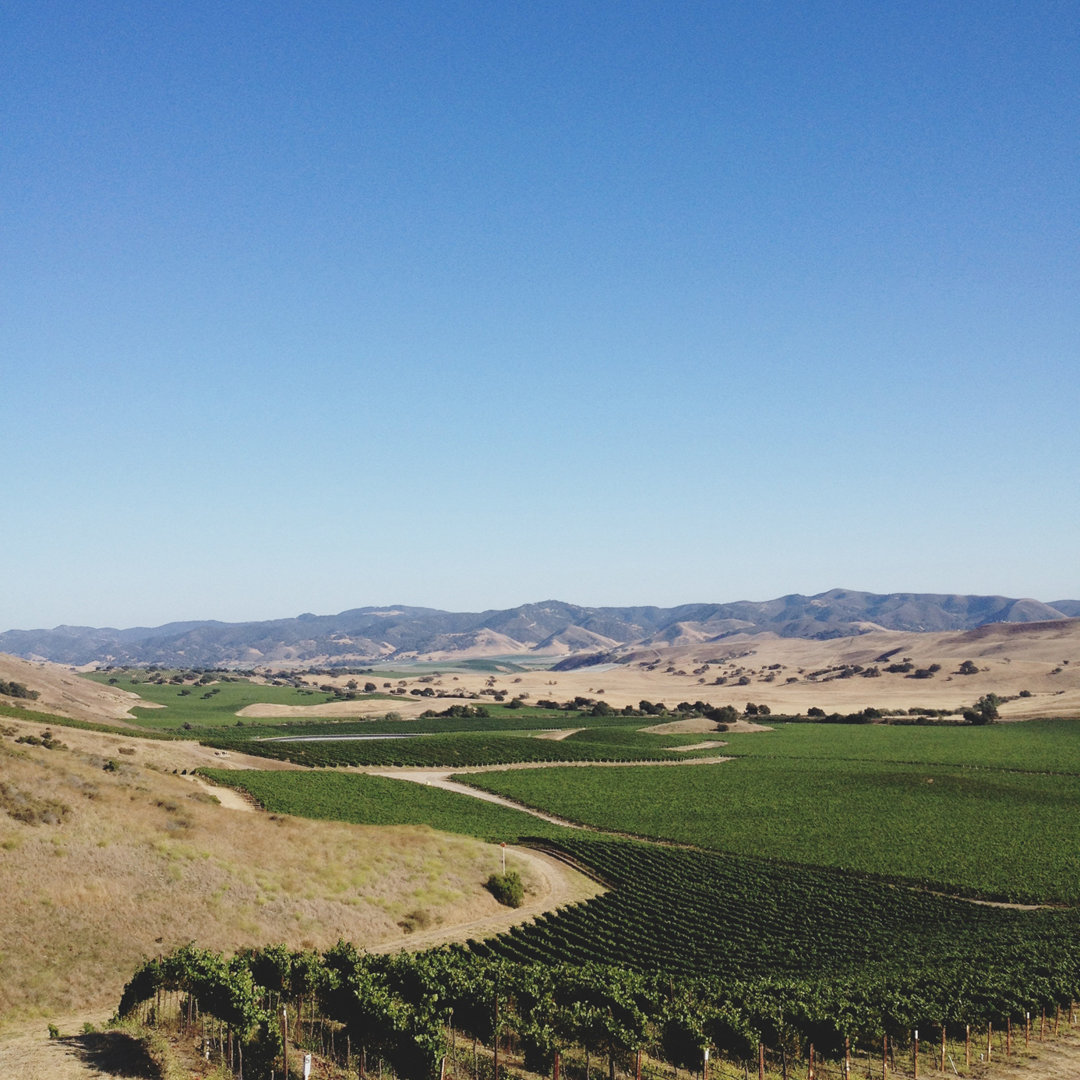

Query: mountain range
[2,589,1078,668]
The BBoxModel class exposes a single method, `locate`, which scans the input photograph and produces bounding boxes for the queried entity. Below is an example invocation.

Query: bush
[485,870,524,908]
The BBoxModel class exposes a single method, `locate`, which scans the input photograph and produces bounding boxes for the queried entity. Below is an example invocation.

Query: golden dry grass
[0,654,146,724]
[232,620,1080,721]
[0,720,540,1033]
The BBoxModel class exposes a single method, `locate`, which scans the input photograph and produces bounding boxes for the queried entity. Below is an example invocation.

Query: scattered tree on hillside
[964,694,1001,725]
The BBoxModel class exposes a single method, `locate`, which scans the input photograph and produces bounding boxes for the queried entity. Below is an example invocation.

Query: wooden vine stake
[939,1025,946,1073]
[913,1030,918,1080]
[553,1050,561,1080]
[882,1033,888,1080]
[965,1025,970,1069]
[1006,1016,1011,1056]
[281,1007,289,1080]
[758,1042,765,1080]
[807,1041,814,1080]
[1041,1007,1046,1040]
[986,1022,992,1064]
[1025,1012,1030,1048]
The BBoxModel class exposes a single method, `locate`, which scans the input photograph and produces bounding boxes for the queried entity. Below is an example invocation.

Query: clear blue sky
[3,1,1078,630]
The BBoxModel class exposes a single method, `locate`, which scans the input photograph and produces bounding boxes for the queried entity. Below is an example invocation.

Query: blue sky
[3,1,1078,629]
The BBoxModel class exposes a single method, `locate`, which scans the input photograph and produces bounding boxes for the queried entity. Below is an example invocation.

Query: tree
[964,694,1000,724]
[705,705,738,727]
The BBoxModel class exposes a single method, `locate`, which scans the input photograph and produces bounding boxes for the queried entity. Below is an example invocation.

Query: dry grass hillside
[228,620,1080,722]
[0,654,145,724]
[0,716,544,1034]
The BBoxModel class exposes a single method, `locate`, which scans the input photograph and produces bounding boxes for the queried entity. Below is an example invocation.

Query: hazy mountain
[2,590,1076,668]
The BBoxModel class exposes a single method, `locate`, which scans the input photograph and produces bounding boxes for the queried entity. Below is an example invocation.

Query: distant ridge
[1,589,1077,668]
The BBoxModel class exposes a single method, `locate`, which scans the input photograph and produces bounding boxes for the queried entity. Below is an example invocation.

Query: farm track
[359,755,732,833]
[366,762,1055,911]
[367,845,605,953]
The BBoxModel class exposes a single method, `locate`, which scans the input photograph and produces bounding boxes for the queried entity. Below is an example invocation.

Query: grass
[198,769,574,844]
[79,673,352,729]
[0,700,177,738]
[473,836,1080,987]
[0,730,522,1030]
[201,725,721,767]
[718,716,1080,772]
[459,742,1080,903]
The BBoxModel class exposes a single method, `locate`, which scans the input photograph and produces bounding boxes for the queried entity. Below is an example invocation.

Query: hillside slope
[2,589,1078,667]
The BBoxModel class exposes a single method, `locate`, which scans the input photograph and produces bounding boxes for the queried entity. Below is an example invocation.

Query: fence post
[939,1025,945,1073]
[759,1042,765,1080]
[986,1022,992,1064]
[913,1030,918,1080]
[964,1025,970,1070]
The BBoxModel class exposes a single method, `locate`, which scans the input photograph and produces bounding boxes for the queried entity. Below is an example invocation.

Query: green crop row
[718,717,1080,773]
[471,836,1080,992]
[198,769,574,842]
[201,728,716,768]
[458,755,1080,903]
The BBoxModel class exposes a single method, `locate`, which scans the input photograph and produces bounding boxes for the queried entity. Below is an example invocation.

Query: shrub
[486,870,524,908]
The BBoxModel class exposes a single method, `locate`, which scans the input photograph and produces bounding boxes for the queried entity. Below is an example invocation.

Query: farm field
[472,836,1080,997]
[80,670,596,731]
[716,716,1080,772]
[202,725,720,768]
[80,671,351,728]
[460,748,1080,903]
[200,768,574,843]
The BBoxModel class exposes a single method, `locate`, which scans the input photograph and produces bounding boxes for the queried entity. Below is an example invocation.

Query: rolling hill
[1,589,1077,668]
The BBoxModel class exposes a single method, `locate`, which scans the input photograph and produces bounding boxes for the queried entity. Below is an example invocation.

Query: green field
[716,716,1080,772]
[198,768,572,843]
[458,755,1080,902]
[80,672,354,729]
[472,836,1080,988]
[80,671,597,731]
[189,714,1080,1064]
[200,725,717,768]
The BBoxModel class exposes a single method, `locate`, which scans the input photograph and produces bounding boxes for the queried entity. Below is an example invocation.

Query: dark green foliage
[198,769,574,843]
[471,838,1080,1003]
[121,926,1080,1080]
[965,693,1002,724]
[461,753,1080,903]
[485,871,524,908]
[705,704,739,725]
[200,727,714,768]
[0,680,38,700]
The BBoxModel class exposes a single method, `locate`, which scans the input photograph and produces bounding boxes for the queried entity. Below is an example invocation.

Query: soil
[0,1026,158,1079]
